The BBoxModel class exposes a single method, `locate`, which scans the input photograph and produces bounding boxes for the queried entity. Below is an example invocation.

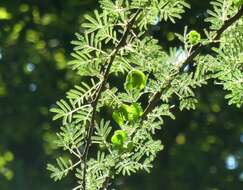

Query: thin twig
[181,6,243,71]
[142,6,243,119]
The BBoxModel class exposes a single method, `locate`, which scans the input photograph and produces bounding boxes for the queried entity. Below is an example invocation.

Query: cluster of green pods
[110,70,147,152]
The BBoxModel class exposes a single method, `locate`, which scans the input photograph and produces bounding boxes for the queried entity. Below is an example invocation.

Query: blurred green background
[0,0,243,189]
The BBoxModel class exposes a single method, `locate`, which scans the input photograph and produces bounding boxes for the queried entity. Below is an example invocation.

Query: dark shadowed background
[0,0,243,189]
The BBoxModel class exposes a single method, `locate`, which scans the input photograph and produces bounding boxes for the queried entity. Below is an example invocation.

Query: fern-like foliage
[215,19,243,107]
[205,0,236,30]
[47,1,243,190]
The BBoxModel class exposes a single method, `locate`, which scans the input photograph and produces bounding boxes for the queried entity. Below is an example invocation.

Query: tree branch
[142,6,243,119]
[82,10,141,190]
[99,6,243,190]
[95,6,243,190]
[181,6,243,71]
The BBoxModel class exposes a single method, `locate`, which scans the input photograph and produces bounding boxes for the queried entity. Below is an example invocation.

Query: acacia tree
[47,0,243,189]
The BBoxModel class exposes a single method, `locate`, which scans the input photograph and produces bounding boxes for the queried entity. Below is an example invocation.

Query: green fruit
[112,104,130,126]
[187,30,201,45]
[125,70,146,91]
[112,103,143,125]
[111,130,128,148]
[124,103,143,121]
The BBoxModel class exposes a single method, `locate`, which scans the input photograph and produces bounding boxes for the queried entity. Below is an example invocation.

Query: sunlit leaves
[55,124,84,156]
[47,157,78,181]
[50,80,100,125]
[82,10,104,33]
[158,0,190,23]
[210,19,243,107]
[217,68,243,108]
[179,97,198,110]
[48,1,243,190]
[66,79,101,106]
[131,0,190,29]
[0,7,11,20]
[205,0,236,30]
[82,10,118,43]
[92,119,112,145]
[0,151,14,180]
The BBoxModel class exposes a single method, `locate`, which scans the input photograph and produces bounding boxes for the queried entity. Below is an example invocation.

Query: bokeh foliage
[0,0,242,190]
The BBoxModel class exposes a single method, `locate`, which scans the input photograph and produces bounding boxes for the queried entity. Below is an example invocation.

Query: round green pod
[125,70,146,91]
[112,103,143,125]
[120,103,143,122]
[112,104,131,125]
[187,30,201,45]
[111,130,128,148]
[123,103,143,121]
